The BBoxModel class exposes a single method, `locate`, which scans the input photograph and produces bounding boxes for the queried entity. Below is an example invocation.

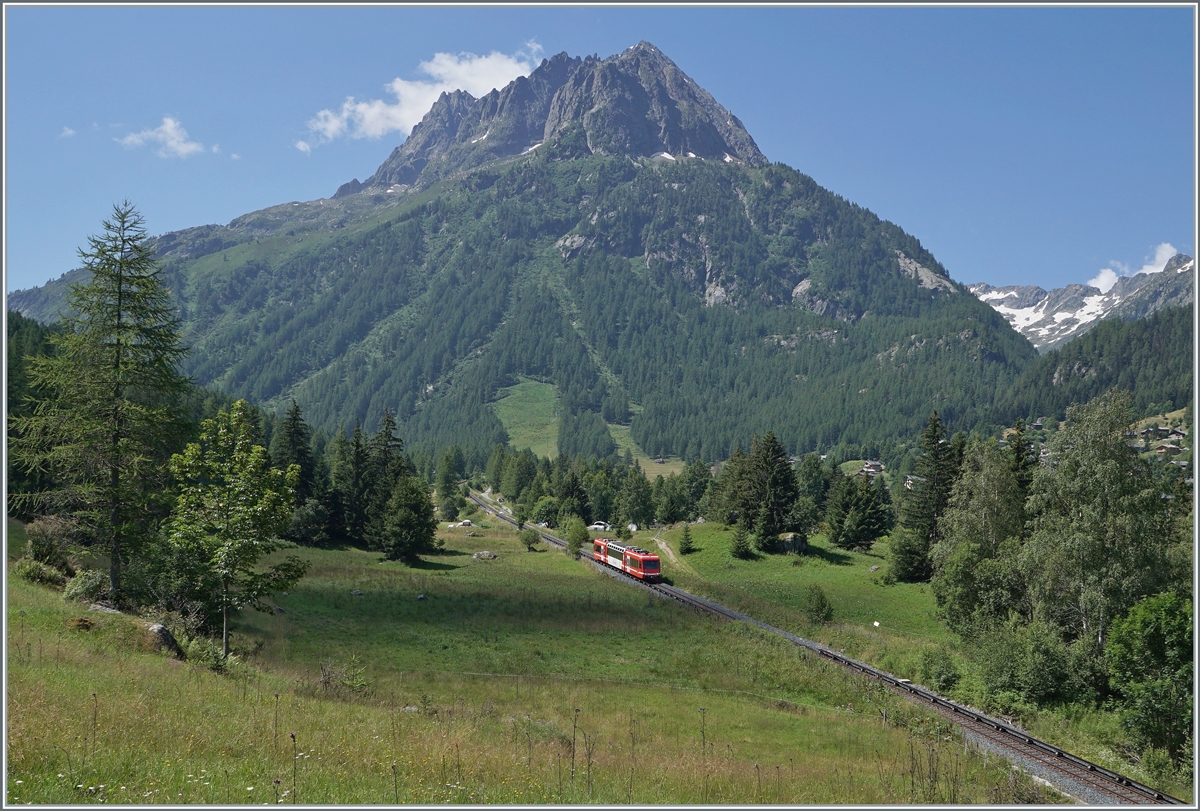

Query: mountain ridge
[8,42,1061,467]
[968,253,1194,352]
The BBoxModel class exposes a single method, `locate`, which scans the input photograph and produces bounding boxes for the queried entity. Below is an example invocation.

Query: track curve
[467,493,1183,805]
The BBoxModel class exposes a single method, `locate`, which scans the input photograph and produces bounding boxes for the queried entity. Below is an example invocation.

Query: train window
[629,557,641,568]
[643,559,659,571]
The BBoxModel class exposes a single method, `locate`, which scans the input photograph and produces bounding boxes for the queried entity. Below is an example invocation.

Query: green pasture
[5,517,1061,805]
[491,379,560,459]
[489,378,683,476]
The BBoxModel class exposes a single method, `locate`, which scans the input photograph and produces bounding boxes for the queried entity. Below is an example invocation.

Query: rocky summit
[343,42,767,197]
[969,253,1194,352]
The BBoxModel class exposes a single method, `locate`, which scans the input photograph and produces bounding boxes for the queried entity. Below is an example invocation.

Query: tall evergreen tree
[749,431,800,543]
[269,400,315,501]
[1007,418,1037,496]
[330,421,371,545]
[898,411,959,580]
[10,203,190,603]
[378,474,438,562]
[365,409,408,548]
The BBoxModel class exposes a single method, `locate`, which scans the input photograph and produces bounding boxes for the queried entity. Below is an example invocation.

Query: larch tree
[9,202,190,604]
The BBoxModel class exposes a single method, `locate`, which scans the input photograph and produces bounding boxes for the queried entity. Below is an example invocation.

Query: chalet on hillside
[860,461,885,478]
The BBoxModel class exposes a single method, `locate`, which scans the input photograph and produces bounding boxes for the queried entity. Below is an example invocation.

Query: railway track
[468,494,1184,805]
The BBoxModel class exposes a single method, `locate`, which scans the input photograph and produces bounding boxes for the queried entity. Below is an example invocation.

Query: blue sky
[4,5,1195,294]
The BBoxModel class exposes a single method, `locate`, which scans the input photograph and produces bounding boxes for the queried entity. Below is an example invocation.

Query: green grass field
[490,379,560,459]
[489,379,684,476]
[6,517,1066,805]
[640,522,1193,802]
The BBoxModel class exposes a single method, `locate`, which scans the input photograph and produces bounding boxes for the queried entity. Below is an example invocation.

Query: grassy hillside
[491,379,560,459]
[7,518,1066,805]
[490,378,686,476]
[642,522,1193,802]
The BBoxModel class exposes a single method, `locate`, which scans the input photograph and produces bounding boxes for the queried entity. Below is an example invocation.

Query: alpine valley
[8,42,1192,467]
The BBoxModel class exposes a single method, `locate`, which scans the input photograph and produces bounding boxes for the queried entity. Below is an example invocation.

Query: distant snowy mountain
[968,253,1194,352]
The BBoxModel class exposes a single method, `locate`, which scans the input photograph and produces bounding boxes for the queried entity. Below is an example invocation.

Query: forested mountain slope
[10,43,1041,467]
[998,303,1193,423]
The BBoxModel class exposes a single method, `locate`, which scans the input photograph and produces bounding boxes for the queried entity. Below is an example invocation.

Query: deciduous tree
[168,400,306,657]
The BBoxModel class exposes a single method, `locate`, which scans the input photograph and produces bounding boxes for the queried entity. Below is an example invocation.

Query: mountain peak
[970,253,1194,351]
[357,43,765,194]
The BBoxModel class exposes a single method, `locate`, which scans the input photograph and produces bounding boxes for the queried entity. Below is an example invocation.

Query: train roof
[595,539,657,557]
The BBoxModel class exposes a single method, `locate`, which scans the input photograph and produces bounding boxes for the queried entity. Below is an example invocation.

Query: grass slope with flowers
[3,515,1070,805]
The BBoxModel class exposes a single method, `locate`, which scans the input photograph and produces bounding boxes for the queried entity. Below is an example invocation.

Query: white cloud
[300,42,542,150]
[60,126,75,138]
[117,117,205,158]
[211,144,221,154]
[1087,242,1177,293]
[231,153,240,160]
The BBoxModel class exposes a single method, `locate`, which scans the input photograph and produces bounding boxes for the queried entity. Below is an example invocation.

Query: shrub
[519,528,541,552]
[183,635,231,672]
[562,516,588,557]
[919,647,961,693]
[64,568,110,603]
[802,584,833,623]
[24,515,76,575]
[12,557,67,588]
[1141,747,1175,788]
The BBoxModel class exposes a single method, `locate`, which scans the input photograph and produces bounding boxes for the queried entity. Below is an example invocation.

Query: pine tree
[269,400,315,501]
[379,475,438,562]
[1007,418,1036,495]
[898,411,960,578]
[10,202,189,603]
[750,431,800,543]
[678,524,695,555]
[730,523,753,559]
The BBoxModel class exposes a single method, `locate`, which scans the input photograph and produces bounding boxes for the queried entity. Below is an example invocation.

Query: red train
[592,537,661,581]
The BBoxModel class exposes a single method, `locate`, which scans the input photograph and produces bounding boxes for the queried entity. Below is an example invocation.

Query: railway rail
[468,493,1185,805]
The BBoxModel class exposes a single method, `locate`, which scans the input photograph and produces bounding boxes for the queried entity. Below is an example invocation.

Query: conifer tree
[898,411,960,579]
[10,202,189,603]
[730,523,753,559]
[678,523,695,555]
[269,400,315,501]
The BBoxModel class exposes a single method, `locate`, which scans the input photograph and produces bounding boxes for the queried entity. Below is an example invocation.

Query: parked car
[587,522,611,531]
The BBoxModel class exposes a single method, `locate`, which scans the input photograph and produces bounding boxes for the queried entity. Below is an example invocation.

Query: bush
[24,515,76,575]
[182,635,233,672]
[919,647,961,693]
[802,584,833,623]
[12,557,67,588]
[64,568,110,603]
[563,516,588,557]
[519,528,541,552]
[1141,747,1175,788]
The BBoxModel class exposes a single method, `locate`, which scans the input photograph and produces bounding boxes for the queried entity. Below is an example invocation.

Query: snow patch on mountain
[969,252,1194,352]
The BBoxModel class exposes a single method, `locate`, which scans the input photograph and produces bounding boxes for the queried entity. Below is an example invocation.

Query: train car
[592,538,661,581]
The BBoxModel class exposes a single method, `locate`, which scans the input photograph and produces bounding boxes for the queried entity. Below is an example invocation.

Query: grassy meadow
[5,516,1066,805]
[643,522,1194,802]
[488,378,687,477]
